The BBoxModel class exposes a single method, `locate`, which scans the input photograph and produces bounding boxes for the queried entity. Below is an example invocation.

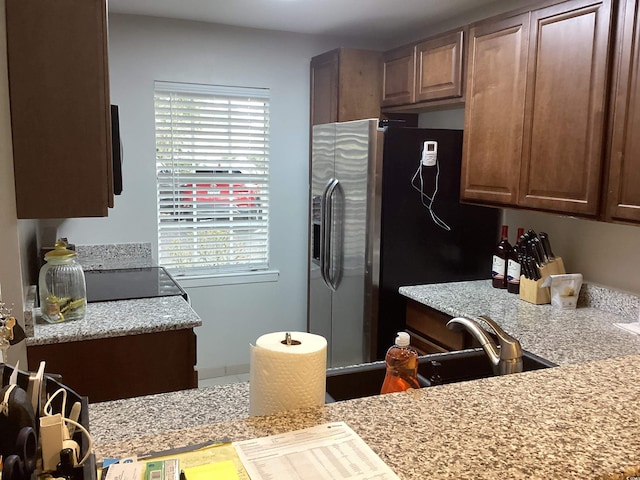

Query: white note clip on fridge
[421,141,438,166]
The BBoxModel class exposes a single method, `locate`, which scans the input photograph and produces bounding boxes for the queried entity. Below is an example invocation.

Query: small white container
[542,273,583,310]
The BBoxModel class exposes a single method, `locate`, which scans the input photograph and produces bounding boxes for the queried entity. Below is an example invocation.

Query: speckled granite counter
[25,242,202,346]
[400,280,640,366]
[92,354,640,479]
[87,280,640,478]
[75,242,153,270]
[90,383,250,444]
[26,296,201,346]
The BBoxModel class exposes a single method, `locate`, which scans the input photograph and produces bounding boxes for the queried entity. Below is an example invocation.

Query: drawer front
[406,301,465,351]
[406,330,449,354]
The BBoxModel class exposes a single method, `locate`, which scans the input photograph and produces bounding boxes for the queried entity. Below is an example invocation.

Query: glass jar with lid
[39,241,86,323]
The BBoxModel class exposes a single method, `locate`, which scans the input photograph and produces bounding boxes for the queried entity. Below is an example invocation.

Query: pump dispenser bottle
[380,332,420,394]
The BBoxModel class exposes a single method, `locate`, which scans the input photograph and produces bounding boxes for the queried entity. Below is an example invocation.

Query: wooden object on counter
[27,328,198,403]
[519,257,566,305]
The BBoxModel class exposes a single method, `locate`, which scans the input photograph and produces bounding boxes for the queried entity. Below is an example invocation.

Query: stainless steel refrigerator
[308,119,500,367]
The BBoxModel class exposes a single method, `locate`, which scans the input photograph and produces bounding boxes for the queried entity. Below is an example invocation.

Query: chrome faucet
[446,315,523,375]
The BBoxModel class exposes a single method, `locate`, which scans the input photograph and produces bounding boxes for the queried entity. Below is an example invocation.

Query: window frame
[154,81,272,280]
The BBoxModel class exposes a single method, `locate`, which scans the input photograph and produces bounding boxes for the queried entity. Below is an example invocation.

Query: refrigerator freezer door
[329,120,377,367]
[309,123,335,361]
[309,119,381,368]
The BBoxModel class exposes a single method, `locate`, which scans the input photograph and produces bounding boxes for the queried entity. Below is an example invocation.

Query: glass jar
[39,241,86,323]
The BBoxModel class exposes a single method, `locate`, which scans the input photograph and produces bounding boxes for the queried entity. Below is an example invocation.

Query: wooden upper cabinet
[519,0,613,215]
[606,0,640,223]
[462,0,613,216]
[310,48,381,126]
[311,50,340,126]
[381,29,465,109]
[415,30,464,102]
[381,45,415,107]
[6,0,113,219]
[461,14,530,205]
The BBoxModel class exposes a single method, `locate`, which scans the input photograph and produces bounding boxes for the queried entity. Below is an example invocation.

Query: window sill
[174,270,280,288]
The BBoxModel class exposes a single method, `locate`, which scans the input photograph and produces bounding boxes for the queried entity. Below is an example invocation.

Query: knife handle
[532,236,548,265]
[539,232,555,261]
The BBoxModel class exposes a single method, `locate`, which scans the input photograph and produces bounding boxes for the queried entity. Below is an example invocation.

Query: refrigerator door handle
[325,178,343,292]
[322,178,339,291]
[320,178,336,290]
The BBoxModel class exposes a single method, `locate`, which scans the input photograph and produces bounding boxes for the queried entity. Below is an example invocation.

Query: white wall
[49,14,382,376]
[419,109,640,296]
[503,210,640,295]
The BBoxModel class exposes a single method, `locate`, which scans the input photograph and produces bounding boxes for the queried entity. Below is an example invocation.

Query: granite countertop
[27,296,202,346]
[87,280,640,478]
[400,280,640,366]
[26,242,202,346]
[92,355,640,479]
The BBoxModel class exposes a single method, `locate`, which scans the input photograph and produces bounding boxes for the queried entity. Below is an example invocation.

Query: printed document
[233,422,400,480]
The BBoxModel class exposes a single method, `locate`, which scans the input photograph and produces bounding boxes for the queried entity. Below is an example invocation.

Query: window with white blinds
[155,81,270,276]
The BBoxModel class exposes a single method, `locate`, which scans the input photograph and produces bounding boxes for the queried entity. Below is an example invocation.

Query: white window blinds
[155,81,270,276]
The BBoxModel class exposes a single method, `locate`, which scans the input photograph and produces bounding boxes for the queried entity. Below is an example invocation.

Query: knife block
[519,257,566,305]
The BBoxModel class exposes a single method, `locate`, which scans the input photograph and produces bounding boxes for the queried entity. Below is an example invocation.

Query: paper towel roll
[249,331,327,417]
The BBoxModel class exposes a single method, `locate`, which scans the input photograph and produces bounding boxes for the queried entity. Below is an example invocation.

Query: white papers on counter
[614,322,640,336]
[233,422,400,480]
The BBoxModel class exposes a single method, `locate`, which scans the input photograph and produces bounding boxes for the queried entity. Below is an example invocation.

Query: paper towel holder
[281,332,301,346]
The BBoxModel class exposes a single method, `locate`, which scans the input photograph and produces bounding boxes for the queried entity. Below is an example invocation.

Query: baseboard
[198,363,250,380]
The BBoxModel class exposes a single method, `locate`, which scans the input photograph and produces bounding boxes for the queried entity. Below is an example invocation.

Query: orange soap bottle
[380,332,421,394]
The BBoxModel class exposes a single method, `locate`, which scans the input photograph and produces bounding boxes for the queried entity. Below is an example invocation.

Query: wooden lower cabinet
[405,300,481,353]
[27,329,198,403]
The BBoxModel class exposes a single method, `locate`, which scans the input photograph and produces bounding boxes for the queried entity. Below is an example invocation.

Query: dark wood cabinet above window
[6,0,113,219]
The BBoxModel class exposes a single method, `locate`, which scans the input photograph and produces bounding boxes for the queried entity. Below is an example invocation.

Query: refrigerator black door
[376,128,500,359]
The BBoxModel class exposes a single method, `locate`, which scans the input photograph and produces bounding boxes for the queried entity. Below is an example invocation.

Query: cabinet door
[415,30,464,102]
[461,13,530,205]
[310,50,340,126]
[6,0,113,218]
[519,0,612,215]
[381,46,415,107]
[607,0,640,223]
[311,49,380,125]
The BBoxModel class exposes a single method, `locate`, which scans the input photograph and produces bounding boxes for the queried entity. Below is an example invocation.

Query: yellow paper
[146,443,248,479]
[184,461,239,480]
[98,442,249,480]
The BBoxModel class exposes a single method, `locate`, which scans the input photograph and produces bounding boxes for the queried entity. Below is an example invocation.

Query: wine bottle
[507,227,524,294]
[492,225,512,289]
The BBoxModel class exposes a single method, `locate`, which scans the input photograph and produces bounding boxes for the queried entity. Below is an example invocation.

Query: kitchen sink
[325,349,556,403]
